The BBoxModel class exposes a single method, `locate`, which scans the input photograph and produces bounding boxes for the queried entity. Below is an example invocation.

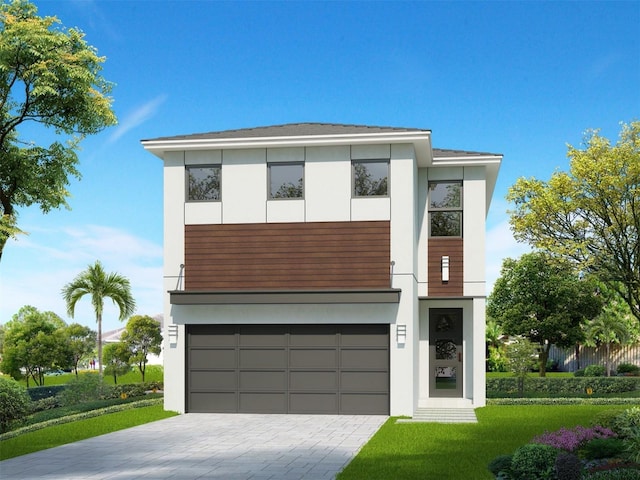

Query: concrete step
[397,408,478,424]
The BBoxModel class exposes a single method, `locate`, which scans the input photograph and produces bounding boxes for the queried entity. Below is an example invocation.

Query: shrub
[611,407,640,439]
[575,369,585,377]
[532,425,616,452]
[616,363,639,376]
[486,376,640,397]
[584,469,640,480]
[582,438,627,460]
[0,377,31,433]
[30,395,62,413]
[554,452,583,480]
[510,443,559,480]
[26,385,67,401]
[591,410,627,430]
[60,373,112,405]
[487,346,508,372]
[488,454,512,476]
[584,365,607,377]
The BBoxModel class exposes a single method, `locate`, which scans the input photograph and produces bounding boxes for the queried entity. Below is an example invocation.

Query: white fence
[549,343,640,372]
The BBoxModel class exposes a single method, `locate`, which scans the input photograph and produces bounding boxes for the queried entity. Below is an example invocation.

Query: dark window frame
[428,181,463,237]
[352,159,390,197]
[268,162,304,200]
[186,164,221,202]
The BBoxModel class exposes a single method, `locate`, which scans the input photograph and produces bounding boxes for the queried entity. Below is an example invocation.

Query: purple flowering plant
[532,425,616,452]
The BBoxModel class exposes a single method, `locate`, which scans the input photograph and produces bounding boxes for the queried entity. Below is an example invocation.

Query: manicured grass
[337,405,631,480]
[0,404,177,460]
[13,365,164,387]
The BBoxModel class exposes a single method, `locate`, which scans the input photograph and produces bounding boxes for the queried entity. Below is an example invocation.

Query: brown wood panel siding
[185,221,390,290]
[428,238,463,296]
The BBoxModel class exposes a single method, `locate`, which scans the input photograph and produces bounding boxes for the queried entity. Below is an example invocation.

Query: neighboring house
[142,123,502,416]
[102,314,164,366]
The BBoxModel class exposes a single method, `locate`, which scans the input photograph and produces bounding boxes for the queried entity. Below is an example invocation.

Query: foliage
[488,399,640,406]
[510,443,560,480]
[507,121,640,322]
[26,384,66,401]
[63,323,96,375]
[616,363,640,375]
[121,315,162,382]
[29,395,61,413]
[0,305,70,386]
[532,425,616,452]
[488,454,513,477]
[488,252,602,375]
[59,372,111,405]
[487,376,640,397]
[582,438,627,460]
[0,376,30,432]
[554,452,583,480]
[506,337,539,395]
[611,407,640,440]
[0,0,117,260]
[584,470,640,480]
[488,345,508,372]
[102,342,131,384]
[61,260,136,375]
[584,365,607,377]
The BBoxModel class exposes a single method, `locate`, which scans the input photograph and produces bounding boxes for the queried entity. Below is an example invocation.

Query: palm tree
[62,261,136,375]
[584,307,633,377]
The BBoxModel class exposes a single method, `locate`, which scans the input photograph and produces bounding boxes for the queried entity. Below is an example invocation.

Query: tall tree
[121,315,162,382]
[63,323,96,375]
[487,252,603,376]
[0,0,116,260]
[102,342,131,384]
[507,121,640,321]
[61,261,136,375]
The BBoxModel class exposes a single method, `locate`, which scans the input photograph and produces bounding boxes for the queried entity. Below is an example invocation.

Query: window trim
[352,159,390,198]
[185,164,221,202]
[267,161,305,200]
[428,180,463,237]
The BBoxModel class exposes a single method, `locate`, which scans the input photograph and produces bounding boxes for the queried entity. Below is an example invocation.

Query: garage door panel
[341,349,388,368]
[240,393,286,413]
[341,371,388,392]
[341,393,389,414]
[239,348,287,368]
[190,392,237,413]
[190,370,236,390]
[187,324,389,414]
[290,370,338,390]
[190,348,236,368]
[289,348,337,368]
[290,393,339,414]
[239,370,287,390]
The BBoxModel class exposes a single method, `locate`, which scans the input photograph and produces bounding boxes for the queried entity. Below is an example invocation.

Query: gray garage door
[187,324,389,414]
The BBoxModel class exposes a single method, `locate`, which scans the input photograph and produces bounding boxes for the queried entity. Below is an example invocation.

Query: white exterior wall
[463,166,487,297]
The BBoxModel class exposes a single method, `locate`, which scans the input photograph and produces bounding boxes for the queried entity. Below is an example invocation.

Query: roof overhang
[169,289,401,305]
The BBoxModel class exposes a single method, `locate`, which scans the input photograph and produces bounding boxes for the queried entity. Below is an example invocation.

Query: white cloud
[109,94,168,143]
[0,223,163,333]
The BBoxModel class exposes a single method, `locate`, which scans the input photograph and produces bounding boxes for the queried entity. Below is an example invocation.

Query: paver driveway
[0,413,387,480]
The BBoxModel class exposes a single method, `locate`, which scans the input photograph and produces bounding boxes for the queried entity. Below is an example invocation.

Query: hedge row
[487,398,640,406]
[487,377,640,395]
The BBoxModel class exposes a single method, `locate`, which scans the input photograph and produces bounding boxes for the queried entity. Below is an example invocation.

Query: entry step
[397,408,478,424]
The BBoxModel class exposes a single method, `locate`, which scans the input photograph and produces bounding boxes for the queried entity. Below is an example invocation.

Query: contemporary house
[141,123,502,416]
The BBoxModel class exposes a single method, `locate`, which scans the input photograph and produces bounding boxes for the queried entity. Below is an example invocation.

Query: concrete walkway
[0,413,387,480]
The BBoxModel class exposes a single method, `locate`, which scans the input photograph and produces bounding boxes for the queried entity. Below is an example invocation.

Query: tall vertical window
[429,181,462,236]
[269,163,303,199]
[353,160,389,197]
[187,165,221,201]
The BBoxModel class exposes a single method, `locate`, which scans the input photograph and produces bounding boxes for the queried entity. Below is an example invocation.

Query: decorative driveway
[0,413,387,479]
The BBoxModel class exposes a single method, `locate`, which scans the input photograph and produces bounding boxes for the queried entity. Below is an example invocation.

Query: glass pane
[354,161,388,196]
[188,166,220,201]
[434,367,457,389]
[270,164,303,198]
[436,339,457,360]
[429,182,461,208]
[430,211,461,236]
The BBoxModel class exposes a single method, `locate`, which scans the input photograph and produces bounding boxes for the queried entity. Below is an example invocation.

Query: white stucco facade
[143,124,501,416]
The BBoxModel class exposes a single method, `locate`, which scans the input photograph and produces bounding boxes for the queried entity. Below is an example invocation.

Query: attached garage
[186,324,389,414]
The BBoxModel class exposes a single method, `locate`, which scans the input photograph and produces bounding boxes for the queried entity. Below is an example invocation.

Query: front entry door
[429,308,463,397]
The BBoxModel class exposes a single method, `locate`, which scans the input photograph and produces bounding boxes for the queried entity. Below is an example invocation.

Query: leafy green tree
[0,305,67,386]
[507,121,640,322]
[61,261,136,375]
[0,376,30,433]
[506,337,539,396]
[63,323,96,375]
[0,0,117,260]
[487,252,603,376]
[102,342,131,384]
[584,284,638,377]
[121,315,162,382]
[486,318,507,372]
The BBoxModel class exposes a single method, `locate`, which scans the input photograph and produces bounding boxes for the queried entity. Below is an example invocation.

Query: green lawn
[0,404,177,460]
[337,404,631,480]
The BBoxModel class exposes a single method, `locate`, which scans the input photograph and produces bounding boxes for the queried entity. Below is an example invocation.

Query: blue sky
[1,0,638,333]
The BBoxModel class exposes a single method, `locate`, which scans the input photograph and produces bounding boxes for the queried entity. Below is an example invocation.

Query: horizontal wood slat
[185,221,391,290]
[428,238,463,296]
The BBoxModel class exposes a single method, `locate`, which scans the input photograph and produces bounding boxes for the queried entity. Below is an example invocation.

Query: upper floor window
[429,181,462,236]
[187,165,220,201]
[269,162,303,199]
[353,159,389,197]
